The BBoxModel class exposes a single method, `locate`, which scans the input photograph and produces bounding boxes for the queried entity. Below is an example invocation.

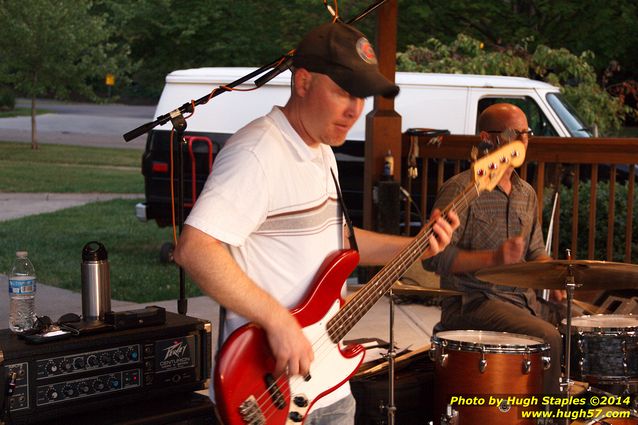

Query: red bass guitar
[214,142,526,424]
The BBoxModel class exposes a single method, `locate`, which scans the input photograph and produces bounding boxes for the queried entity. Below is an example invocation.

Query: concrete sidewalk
[0,192,144,222]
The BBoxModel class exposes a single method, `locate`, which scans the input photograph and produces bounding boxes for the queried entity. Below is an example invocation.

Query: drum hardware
[561,314,638,386]
[360,280,460,425]
[563,254,581,394]
[385,286,398,425]
[476,255,638,396]
[479,349,487,373]
[543,355,552,371]
[430,330,549,424]
[523,349,532,374]
[429,339,449,368]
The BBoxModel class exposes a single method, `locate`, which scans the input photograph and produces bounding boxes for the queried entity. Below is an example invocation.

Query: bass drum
[431,330,549,425]
[350,347,435,425]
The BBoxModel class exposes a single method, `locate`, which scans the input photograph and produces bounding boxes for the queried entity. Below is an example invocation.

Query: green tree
[397,34,630,135]
[103,0,378,100]
[410,0,638,76]
[0,0,133,149]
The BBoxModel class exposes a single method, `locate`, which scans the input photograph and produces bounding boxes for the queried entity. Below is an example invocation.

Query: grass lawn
[0,199,201,302]
[0,108,52,118]
[0,141,198,302]
[0,142,143,193]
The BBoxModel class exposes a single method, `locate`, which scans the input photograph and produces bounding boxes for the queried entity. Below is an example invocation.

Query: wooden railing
[401,134,638,263]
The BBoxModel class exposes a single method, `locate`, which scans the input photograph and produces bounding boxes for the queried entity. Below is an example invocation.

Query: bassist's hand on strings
[420,209,460,260]
[264,307,314,378]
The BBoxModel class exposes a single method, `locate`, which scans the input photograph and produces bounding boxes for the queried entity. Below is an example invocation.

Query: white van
[139,67,591,228]
[153,67,591,138]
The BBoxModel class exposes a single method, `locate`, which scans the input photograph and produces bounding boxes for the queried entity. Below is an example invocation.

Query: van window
[477,97,559,136]
[546,93,593,137]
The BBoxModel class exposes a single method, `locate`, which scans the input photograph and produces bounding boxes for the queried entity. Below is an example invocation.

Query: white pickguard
[285,300,363,424]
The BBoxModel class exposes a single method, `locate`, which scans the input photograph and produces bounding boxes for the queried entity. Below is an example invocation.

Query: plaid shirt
[423,169,547,315]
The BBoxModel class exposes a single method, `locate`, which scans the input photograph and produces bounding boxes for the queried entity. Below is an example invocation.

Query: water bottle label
[9,278,36,295]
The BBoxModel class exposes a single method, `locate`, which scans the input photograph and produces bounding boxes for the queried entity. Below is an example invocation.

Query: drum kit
[355,259,638,425]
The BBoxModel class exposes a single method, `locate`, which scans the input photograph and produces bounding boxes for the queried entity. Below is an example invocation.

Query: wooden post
[363,0,401,230]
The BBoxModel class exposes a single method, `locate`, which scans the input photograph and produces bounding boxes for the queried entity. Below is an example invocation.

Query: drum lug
[479,351,487,373]
[522,359,531,374]
[577,335,585,352]
[437,342,449,367]
[440,353,449,368]
[522,349,532,374]
[542,355,551,371]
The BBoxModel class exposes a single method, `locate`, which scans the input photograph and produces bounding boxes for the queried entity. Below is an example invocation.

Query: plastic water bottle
[8,251,37,333]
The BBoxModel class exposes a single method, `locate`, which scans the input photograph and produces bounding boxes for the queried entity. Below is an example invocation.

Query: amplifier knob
[46,388,59,401]
[114,350,127,363]
[128,348,139,361]
[78,382,90,394]
[93,380,106,392]
[108,377,121,389]
[100,353,113,365]
[87,355,99,367]
[61,360,73,372]
[63,385,75,397]
[46,361,59,374]
[74,357,86,369]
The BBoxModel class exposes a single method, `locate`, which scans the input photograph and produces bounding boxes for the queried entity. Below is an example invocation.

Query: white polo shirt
[186,106,349,408]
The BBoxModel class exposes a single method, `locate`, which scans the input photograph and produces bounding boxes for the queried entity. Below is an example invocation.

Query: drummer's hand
[551,289,567,303]
[496,236,525,265]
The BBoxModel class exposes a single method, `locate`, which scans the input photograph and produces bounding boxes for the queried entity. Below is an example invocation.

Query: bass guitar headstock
[471,141,526,192]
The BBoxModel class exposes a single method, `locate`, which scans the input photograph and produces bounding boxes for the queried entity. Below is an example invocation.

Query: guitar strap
[330,168,358,252]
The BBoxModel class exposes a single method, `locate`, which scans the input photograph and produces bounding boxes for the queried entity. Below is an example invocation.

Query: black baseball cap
[293,22,400,99]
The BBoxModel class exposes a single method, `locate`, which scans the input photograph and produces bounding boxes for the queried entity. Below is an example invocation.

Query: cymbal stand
[561,249,581,395]
[382,288,397,425]
[563,265,576,393]
[561,262,581,424]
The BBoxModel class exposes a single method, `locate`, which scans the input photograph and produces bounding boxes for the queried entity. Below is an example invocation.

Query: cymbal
[476,260,638,290]
[391,281,462,297]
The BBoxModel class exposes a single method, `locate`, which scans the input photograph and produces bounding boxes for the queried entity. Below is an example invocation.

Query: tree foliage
[104,0,377,100]
[543,180,638,262]
[0,0,134,148]
[409,0,638,77]
[397,34,630,135]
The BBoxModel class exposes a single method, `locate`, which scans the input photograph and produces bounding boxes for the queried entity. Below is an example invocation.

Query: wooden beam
[363,0,401,230]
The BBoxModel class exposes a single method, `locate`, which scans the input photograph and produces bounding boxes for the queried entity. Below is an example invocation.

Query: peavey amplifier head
[0,312,212,424]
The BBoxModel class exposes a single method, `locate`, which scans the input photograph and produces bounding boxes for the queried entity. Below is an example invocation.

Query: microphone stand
[122,0,388,317]
[169,112,188,314]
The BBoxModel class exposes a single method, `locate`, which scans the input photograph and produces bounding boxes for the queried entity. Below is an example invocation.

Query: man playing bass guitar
[174,22,459,425]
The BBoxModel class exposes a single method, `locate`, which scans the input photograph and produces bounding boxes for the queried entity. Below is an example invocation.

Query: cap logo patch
[356,37,377,65]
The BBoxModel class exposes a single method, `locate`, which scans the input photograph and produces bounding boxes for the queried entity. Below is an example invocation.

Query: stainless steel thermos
[81,241,111,321]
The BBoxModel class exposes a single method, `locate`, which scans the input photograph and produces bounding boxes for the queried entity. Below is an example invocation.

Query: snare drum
[562,314,638,384]
[430,330,550,425]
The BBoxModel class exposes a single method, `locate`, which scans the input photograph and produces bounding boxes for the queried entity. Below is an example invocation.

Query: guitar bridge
[239,395,266,425]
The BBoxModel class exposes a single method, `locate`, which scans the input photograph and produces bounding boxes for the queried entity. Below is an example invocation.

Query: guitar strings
[250,183,480,422]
